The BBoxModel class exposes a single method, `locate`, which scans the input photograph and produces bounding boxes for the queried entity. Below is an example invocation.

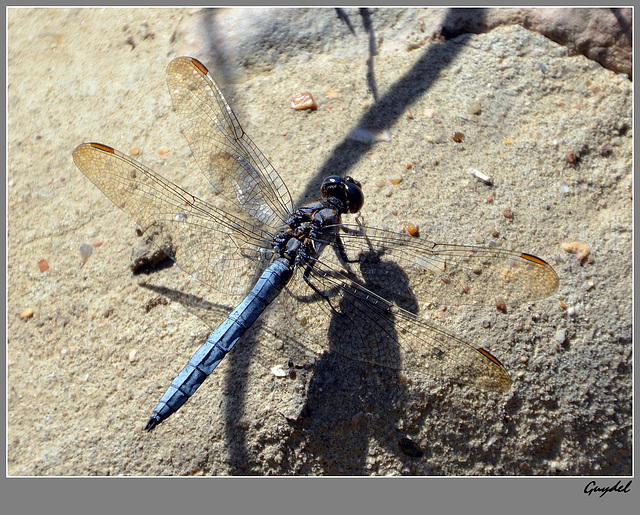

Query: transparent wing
[273,256,512,392]
[73,142,276,300]
[334,223,559,306]
[269,224,558,392]
[166,56,294,228]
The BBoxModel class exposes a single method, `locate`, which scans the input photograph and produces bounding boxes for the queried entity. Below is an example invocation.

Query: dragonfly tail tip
[144,415,161,431]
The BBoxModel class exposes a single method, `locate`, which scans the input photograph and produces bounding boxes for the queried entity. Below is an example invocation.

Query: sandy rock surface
[7,8,631,476]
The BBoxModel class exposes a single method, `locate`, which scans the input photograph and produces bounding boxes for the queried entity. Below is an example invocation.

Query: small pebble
[503,208,514,220]
[128,349,138,363]
[496,299,507,313]
[93,238,104,248]
[555,329,566,344]
[468,168,493,186]
[405,163,412,170]
[290,92,317,111]
[561,241,590,263]
[406,108,413,120]
[482,436,497,452]
[20,308,34,319]
[389,177,403,185]
[79,243,93,264]
[467,100,482,115]
[559,184,571,194]
[403,222,419,237]
[458,113,479,122]
[424,108,435,118]
[130,147,140,156]
[347,128,391,144]
[565,152,578,165]
[271,365,287,377]
[158,147,170,156]
[504,139,514,145]
[452,131,465,143]
[37,259,50,273]
[322,85,340,100]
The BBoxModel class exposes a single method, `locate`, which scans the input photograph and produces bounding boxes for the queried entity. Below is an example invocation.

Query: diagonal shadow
[296,9,477,208]
[335,7,356,35]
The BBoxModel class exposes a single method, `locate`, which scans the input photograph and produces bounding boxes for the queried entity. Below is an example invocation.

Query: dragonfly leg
[334,234,362,264]
[301,263,343,314]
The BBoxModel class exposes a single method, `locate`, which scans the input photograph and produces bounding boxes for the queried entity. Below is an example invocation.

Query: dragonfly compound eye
[344,177,364,214]
[320,175,364,214]
[320,176,343,199]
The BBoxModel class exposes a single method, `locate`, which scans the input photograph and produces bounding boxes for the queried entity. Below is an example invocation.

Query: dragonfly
[72,56,559,431]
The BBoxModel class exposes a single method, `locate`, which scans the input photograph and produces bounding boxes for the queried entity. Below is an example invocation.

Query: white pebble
[468,168,494,186]
[555,329,566,344]
[346,128,391,144]
[271,365,287,377]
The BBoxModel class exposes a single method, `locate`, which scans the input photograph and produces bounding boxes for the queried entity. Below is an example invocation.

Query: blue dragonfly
[72,57,559,431]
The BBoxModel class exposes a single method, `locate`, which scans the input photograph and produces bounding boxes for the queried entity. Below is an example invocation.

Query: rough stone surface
[175,8,632,79]
[7,7,632,478]
[438,7,632,77]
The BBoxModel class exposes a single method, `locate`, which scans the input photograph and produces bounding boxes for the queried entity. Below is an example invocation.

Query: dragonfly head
[321,176,364,214]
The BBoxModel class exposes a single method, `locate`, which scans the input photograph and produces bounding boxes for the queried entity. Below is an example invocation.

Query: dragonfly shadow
[176,7,486,473]
[279,251,430,474]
